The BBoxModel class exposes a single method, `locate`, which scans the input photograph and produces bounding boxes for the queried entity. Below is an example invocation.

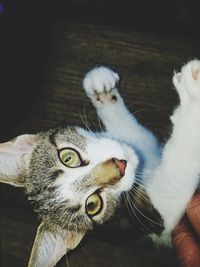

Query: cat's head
[0,126,138,267]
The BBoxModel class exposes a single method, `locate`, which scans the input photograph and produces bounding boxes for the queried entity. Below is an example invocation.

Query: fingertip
[187,193,200,237]
[172,218,200,267]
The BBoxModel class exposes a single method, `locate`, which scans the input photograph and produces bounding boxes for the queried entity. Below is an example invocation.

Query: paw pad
[83,67,119,96]
[111,95,117,101]
[83,66,120,106]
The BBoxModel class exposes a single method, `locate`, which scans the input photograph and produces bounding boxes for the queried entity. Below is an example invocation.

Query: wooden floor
[1,21,200,267]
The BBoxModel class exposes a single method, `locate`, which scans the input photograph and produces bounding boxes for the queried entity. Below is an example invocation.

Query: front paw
[173,59,200,101]
[83,67,120,106]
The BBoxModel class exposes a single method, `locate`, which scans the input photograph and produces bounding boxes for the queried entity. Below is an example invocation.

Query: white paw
[83,67,120,106]
[83,67,119,96]
[173,59,200,101]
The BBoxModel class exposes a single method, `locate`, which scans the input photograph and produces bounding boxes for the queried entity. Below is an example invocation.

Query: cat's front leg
[83,66,132,138]
[148,60,200,234]
[83,67,160,168]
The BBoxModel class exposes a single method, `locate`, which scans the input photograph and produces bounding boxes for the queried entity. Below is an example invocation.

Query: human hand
[172,193,200,267]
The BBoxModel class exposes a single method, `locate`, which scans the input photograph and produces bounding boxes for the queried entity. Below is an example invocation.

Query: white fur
[81,129,139,193]
[147,60,200,232]
[83,61,200,237]
[83,66,119,97]
[83,67,161,183]
[55,127,138,219]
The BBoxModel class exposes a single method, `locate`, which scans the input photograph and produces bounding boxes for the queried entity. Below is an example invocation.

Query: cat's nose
[113,158,127,176]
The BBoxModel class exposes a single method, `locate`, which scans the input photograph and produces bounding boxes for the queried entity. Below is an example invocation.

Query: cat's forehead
[47,126,87,151]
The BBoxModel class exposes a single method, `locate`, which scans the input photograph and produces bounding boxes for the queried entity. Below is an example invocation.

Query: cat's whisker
[79,111,95,137]
[83,104,96,134]
[122,102,147,115]
[145,122,169,130]
[125,101,148,110]
[125,192,152,232]
[134,181,148,191]
[132,182,145,191]
[135,170,152,179]
[97,115,104,134]
[125,193,138,219]
[135,180,156,195]
[82,103,103,134]
[133,193,151,207]
[133,181,155,195]
[129,188,154,211]
[130,187,150,206]
[124,192,139,223]
[128,191,164,227]
[125,193,145,230]
[64,253,70,267]
[133,108,147,116]
[125,103,169,136]
[131,186,152,205]
[124,192,145,228]
[133,179,149,190]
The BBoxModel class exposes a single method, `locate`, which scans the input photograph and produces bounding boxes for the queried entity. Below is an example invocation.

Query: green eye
[59,148,81,168]
[85,193,103,217]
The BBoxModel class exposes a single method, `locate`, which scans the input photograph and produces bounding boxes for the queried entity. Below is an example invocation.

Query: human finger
[186,193,200,237]
[172,216,200,267]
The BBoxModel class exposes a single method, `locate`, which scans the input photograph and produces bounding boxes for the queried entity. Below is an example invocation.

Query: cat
[0,60,199,267]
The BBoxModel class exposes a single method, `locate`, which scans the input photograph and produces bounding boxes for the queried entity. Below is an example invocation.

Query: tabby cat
[0,60,199,267]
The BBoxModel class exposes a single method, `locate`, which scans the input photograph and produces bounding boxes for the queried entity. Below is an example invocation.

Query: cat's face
[26,126,138,232]
[0,126,139,266]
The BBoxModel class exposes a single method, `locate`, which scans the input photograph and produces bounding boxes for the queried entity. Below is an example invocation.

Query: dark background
[1,0,200,36]
[0,0,200,140]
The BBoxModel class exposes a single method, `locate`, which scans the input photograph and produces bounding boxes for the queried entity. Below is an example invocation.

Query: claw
[175,71,182,82]
[192,67,200,80]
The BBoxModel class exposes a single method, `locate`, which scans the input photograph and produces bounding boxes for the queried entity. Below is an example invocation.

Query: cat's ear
[28,222,85,267]
[0,134,36,187]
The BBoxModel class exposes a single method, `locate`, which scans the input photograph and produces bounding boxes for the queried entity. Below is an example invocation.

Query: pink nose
[113,158,127,176]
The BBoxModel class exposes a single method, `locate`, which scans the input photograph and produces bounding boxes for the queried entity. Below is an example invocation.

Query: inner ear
[0,134,36,187]
[28,222,85,267]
